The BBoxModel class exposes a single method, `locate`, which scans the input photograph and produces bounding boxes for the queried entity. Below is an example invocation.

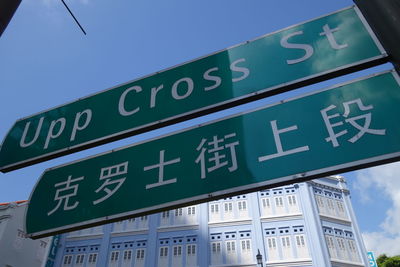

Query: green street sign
[26,70,400,238]
[1,6,386,172]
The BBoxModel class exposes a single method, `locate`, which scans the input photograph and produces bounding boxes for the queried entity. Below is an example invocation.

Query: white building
[0,201,52,267]
[51,176,369,266]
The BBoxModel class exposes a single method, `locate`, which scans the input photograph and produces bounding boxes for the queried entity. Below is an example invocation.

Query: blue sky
[1,0,399,256]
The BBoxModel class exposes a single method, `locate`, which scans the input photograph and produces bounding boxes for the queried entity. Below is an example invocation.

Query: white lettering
[118,85,142,116]
[70,109,92,141]
[230,58,250,82]
[44,118,66,149]
[150,85,164,108]
[20,117,44,148]
[203,67,222,91]
[280,31,314,64]
[319,24,348,50]
[258,120,309,162]
[171,77,194,100]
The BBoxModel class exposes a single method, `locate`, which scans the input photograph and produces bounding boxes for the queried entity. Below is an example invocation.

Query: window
[240,239,252,263]
[295,235,309,258]
[75,254,85,265]
[281,236,293,259]
[226,241,235,252]
[136,249,145,260]
[274,196,285,214]
[281,236,290,247]
[226,240,237,264]
[316,195,324,207]
[241,239,251,251]
[261,197,273,216]
[347,239,360,262]
[108,250,120,267]
[223,202,234,220]
[173,246,182,256]
[296,235,305,246]
[160,247,168,257]
[262,198,270,208]
[172,245,183,267]
[288,195,296,205]
[238,200,247,211]
[209,203,220,222]
[336,200,347,219]
[161,211,170,226]
[211,242,222,265]
[186,206,197,224]
[266,237,278,261]
[110,251,119,261]
[186,244,197,267]
[158,247,169,267]
[138,216,148,229]
[174,208,184,224]
[325,235,338,259]
[212,242,221,253]
[224,202,233,212]
[187,206,196,215]
[62,255,73,266]
[210,204,219,213]
[337,201,345,213]
[187,244,196,255]
[275,197,283,207]
[287,195,299,213]
[327,198,336,215]
[336,237,348,261]
[135,249,146,267]
[123,250,132,260]
[316,195,330,215]
[175,208,183,216]
[237,200,248,217]
[88,253,98,266]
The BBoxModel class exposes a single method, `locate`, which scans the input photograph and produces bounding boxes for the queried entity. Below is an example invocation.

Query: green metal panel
[26,71,400,238]
[1,7,386,172]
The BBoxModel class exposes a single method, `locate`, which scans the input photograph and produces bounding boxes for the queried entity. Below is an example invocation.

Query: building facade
[0,201,52,267]
[53,176,369,267]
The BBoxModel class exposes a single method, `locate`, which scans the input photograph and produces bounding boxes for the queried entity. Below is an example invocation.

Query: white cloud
[362,232,400,257]
[354,162,400,256]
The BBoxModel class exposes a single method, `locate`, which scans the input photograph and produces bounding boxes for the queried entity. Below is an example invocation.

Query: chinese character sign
[27,71,400,238]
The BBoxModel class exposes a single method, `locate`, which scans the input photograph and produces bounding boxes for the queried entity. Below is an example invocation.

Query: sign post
[1,6,387,172]
[26,70,400,239]
[354,0,400,73]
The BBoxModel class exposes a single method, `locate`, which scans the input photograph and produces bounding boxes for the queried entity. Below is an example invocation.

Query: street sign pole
[0,0,22,37]
[354,0,400,73]
[26,70,400,239]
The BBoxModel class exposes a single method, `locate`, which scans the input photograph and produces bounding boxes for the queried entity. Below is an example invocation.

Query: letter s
[280,31,314,64]
[230,58,250,82]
